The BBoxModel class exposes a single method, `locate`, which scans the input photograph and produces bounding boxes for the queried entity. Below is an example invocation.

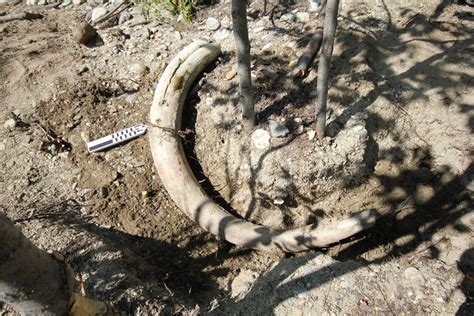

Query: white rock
[206,17,221,31]
[251,129,271,149]
[73,0,84,5]
[296,11,310,23]
[213,27,231,42]
[231,270,259,300]
[59,0,72,8]
[307,130,316,140]
[129,62,148,77]
[4,118,16,130]
[309,0,321,12]
[280,13,296,22]
[91,7,107,23]
[269,120,289,138]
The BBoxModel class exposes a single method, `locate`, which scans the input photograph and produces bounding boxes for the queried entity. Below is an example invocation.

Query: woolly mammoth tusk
[149,40,378,253]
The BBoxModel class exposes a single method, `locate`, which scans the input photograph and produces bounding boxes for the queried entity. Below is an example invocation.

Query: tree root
[149,40,378,253]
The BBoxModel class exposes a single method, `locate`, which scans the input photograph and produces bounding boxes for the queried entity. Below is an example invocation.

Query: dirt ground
[0,0,472,314]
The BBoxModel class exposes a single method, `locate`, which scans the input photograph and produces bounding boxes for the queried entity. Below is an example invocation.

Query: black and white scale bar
[87,124,147,153]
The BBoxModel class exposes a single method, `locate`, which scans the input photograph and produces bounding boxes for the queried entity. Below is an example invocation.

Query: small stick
[0,12,43,23]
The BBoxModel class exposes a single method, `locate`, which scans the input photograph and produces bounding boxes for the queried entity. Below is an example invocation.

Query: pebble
[72,0,84,5]
[281,13,296,22]
[309,0,321,12]
[404,267,420,280]
[225,69,237,80]
[119,11,132,24]
[213,27,231,42]
[269,120,289,138]
[206,17,221,31]
[59,0,72,7]
[91,7,108,23]
[129,62,148,77]
[296,12,310,23]
[4,118,16,130]
[99,186,108,198]
[307,130,316,140]
[251,129,271,149]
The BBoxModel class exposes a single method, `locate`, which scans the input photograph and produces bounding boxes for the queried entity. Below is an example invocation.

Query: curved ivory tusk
[149,41,378,253]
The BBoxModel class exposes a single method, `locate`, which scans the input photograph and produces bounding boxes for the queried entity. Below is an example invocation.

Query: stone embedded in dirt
[280,12,296,22]
[72,21,98,45]
[60,0,72,8]
[72,0,84,5]
[91,7,107,23]
[225,69,237,80]
[307,130,316,140]
[213,27,231,42]
[129,62,148,77]
[231,269,259,300]
[206,17,221,31]
[4,118,16,131]
[118,11,132,25]
[269,120,289,138]
[251,129,271,149]
[309,0,321,12]
[296,12,310,23]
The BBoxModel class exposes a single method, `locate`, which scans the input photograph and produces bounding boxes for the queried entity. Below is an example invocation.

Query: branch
[293,0,327,77]
[0,12,43,23]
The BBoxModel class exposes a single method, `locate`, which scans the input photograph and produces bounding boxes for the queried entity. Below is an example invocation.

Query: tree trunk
[0,213,72,315]
[232,0,255,130]
[315,0,339,139]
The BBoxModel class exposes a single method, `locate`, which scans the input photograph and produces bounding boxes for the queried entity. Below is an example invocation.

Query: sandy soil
[0,0,472,314]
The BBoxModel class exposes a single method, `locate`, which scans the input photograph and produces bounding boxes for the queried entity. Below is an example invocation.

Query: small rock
[273,198,284,205]
[251,129,271,149]
[59,0,72,7]
[141,190,149,198]
[91,7,107,23]
[296,12,310,23]
[231,270,259,300]
[99,186,108,198]
[206,17,221,31]
[129,62,148,77]
[281,13,296,22]
[269,120,289,138]
[174,31,182,40]
[4,118,16,130]
[225,69,237,80]
[72,21,97,45]
[213,27,231,42]
[307,130,316,140]
[118,11,132,24]
[72,0,84,5]
[404,267,420,280]
[309,0,321,12]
